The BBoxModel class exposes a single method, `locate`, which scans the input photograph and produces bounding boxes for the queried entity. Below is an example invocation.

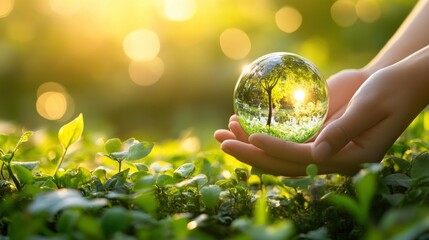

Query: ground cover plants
[1,112,429,240]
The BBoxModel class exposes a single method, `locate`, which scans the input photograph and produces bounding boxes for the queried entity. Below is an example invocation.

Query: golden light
[275,6,302,33]
[128,57,164,86]
[180,136,200,153]
[356,0,381,23]
[331,0,357,27]
[219,28,251,60]
[36,82,74,121]
[0,0,14,18]
[49,0,82,16]
[36,92,68,120]
[164,0,197,22]
[123,29,160,61]
[294,89,306,102]
[37,82,66,96]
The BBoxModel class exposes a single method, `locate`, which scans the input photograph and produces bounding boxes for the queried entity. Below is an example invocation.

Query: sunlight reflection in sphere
[233,52,329,143]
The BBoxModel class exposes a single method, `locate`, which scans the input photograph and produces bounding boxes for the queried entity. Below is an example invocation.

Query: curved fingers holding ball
[214,115,360,176]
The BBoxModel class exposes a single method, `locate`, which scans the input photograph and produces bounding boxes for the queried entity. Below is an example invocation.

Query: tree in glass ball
[233,52,329,143]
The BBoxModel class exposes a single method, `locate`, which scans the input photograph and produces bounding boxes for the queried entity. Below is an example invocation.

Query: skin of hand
[214,46,429,176]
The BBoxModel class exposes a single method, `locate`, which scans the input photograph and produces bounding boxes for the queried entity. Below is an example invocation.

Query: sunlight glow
[180,136,200,153]
[356,0,381,23]
[36,82,74,121]
[123,29,160,61]
[0,0,14,18]
[164,0,197,21]
[128,57,164,86]
[294,89,306,102]
[36,92,67,120]
[49,0,82,16]
[275,6,302,33]
[219,28,251,60]
[331,0,357,27]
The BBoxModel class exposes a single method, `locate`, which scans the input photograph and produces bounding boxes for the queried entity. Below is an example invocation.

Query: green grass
[1,111,429,239]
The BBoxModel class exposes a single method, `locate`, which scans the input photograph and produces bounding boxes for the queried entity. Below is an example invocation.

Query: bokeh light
[356,0,381,23]
[275,6,302,33]
[123,29,160,61]
[331,0,357,27]
[0,0,14,18]
[49,0,82,16]
[219,28,251,60]
[128,57,164,86]
[36,82,74,121]
[163,0,197,21]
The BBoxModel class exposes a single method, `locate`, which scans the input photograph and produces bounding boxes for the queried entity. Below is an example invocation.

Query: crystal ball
[233,52,329,143]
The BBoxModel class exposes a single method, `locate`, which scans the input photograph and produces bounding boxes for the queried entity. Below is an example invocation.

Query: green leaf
[323,192,363,224]
[354,171,376,223]
[306,164,318,178]
[29,189,108,215]
[11,164,33,185]
[58,113,84,149]
[100,207,132,237]
[59,167,92,189]
[18,131,33,144]
[126,141,153,161]
[156,174,176,187]
[235,168,249,182]
[57,209,81,234]
[174,163,195,178]
[254,191,268,226]
[176,174,207,188]
[281,177,313,190]
[379,207,429,240]
[11,161,39,171]
[410,152,429,179]
[200,185,221,208]
[105,138,122,154]
[383,173,412,189]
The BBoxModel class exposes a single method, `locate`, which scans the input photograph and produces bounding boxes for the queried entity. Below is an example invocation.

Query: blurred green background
[0,0,416,145]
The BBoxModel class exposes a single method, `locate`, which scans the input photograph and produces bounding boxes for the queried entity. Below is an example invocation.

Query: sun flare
[294,89,306,102]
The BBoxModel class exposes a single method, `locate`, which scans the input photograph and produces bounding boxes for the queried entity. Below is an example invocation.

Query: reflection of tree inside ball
[233,52,329,143]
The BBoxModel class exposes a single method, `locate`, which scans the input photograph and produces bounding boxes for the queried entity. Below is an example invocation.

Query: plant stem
[118,160,122,173]
[6,163,21,191]
[54,147,68,176]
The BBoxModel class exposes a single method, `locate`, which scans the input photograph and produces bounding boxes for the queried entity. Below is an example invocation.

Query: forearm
[365,0,429,75]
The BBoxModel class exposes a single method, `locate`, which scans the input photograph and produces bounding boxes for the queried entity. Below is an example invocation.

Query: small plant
[101,138,153,173]
[0,131,34,190]
[55,113,84,175]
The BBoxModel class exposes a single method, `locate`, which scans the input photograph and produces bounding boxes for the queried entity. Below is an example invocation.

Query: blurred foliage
[0,0,417,142]
[0,109,428,239]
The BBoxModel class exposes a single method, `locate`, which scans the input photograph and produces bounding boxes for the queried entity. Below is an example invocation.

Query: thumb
[312,99,388,161]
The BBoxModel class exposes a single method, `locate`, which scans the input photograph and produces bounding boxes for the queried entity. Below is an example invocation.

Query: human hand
[214,69,370,176]
[215,54,429,176]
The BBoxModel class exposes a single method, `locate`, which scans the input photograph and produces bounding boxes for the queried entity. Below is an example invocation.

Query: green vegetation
[1,112,429,239]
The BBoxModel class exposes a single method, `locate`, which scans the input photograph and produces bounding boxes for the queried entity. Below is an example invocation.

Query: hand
[215,53,429,176]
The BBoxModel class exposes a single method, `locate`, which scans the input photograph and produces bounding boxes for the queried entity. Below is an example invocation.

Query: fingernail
[314,141,331,161]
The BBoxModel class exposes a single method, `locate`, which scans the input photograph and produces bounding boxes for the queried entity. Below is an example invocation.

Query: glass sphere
[233,52,329,143]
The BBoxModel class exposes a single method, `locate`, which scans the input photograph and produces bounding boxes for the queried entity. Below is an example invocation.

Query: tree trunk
[266,89,272,127]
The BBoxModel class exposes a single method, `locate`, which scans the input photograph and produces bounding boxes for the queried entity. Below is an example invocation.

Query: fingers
[312,97,389,162]
[228,118,249,143]
[214,129,236,142]
[221,140,310,176]
[214,115,249,143]
[248,134,314,162]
